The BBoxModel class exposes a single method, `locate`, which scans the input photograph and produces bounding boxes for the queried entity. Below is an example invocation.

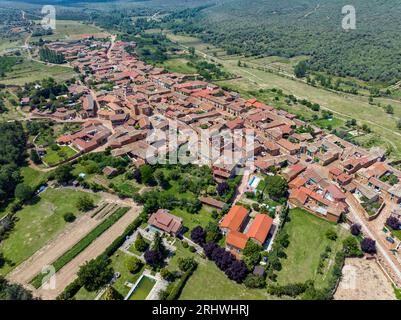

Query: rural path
[35,203,142,300]
[346,194,401,286]
[7,213,103,285]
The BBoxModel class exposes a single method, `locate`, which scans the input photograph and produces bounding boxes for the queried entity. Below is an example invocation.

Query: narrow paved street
[346,194,401,286]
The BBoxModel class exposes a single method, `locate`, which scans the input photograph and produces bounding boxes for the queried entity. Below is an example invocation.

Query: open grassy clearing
[0,188,100,276]
[161,58,197,75]
[275,208,347,289]
[20,167,50,189]
[0,59,74,86]
[171,205,215,236]
[180,255,273,300]
[166,32,401,159]
[42,145,78,166]
[31,20,106,42]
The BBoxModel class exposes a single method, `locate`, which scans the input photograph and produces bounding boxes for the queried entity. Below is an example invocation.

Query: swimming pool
[249,176,261,190]
[127,275,156,300]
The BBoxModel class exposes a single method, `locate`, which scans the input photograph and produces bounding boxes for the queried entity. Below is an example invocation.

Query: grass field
[161,58,197,75]
[20,167,50,189]
[31,20,107,42]
[0,188,100,276]
[275,208,347,289]
[180,257,272,300]
[171,205,215,236]
[30,207,130,288]
[42,145,78,166]
[313,117,345,130]
[0,59,74,86]
[165,32,401,159]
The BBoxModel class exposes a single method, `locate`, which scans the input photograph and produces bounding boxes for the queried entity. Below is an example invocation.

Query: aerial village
[19,36,401,291]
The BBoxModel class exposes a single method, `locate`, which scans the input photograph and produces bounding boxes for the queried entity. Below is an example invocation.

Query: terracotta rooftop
[246,214,273,244]
[219,205,248,232]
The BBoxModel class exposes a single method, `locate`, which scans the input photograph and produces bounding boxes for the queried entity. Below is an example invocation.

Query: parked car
[386,237,395,244]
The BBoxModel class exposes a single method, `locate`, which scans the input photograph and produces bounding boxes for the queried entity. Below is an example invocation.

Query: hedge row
[166,263,198,300]
[31,207,130,288]
[56,213,145,300]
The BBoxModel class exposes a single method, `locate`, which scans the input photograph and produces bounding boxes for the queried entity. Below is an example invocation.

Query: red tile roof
[219,205,248,232]
[226,231,248,250]
[148,209,183,234]
[246,214,273,244]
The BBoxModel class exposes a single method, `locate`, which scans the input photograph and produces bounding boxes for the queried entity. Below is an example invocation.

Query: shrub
[125,256,142,274]
[63,212,76,223]
[350,224,362,236]
[343,236,363,258]
[178,257,197,272]
[325,229,338,241]
[361,238,376,254]
[244,274,265,288]
[160,268,174,282]
[134,233,149,252]
[189,246,196,253]
[76,194,95,212]
[77,257,114,292]
[387,217,401,230]
[190,226,206,246]
[182,241,189,249]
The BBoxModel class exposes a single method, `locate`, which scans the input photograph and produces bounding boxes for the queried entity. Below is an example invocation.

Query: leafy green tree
[264,176,288,200]
[386,104,394,114]
[178,257,197,272]
[102,286,123,300]
[125,256,142,274]
[77,257,114,292]
[76,194,95,212]
[243,240,263,270]
[294,61,308,78]
[30,149,42,165]
[14,184,34,203]
[135,233,149,252]
[342,236,363,258]
[63,212,76,223]
[54,164,74,184]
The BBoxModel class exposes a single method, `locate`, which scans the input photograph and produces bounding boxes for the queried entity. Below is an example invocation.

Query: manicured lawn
[42,146,78,166]
[313,117,344,129]
[20,167,50,189]
[128,276,156,300]
[275,208,346,289]
[166,241,195,272]
[171,205,215,235]
[180,257,272,300]
[73,287,98,301]
[109,250,145,298]
[0,188,100,276]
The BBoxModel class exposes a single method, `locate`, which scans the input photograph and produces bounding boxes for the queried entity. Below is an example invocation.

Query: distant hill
[168,0,401,84]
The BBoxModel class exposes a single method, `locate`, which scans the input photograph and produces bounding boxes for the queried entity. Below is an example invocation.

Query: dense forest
[39,47,66,64]
[163,0,401,84]
[0,122,26,207]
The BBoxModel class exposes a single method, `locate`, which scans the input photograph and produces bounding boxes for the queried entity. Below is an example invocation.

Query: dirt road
[335,258,395,300]
[36,204,142,300]
[7,213,103,285]
[346,194,401,286]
